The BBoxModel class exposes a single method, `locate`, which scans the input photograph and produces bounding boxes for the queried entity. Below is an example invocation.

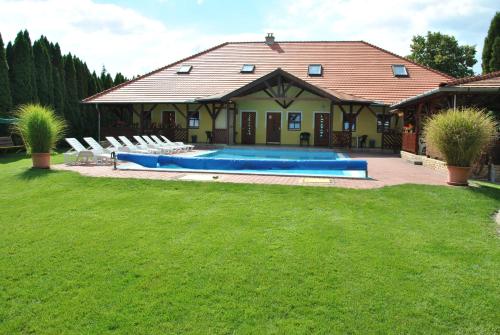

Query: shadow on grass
[17,168,59,180]
[467,181,500,202]
[0,152,28,164]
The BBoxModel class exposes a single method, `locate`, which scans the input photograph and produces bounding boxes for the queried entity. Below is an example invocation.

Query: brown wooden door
[266,112,281,143]
[314,113,330,146]
[241,112,256,144]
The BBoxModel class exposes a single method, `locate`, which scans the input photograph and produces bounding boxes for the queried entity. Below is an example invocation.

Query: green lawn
[1,154,499,334]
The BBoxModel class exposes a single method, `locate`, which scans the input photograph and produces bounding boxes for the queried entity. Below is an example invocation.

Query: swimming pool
[198,148,346,160]
[117,148,368,179]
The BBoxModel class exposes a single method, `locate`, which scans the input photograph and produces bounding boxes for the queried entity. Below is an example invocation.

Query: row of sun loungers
[63,135,194,165]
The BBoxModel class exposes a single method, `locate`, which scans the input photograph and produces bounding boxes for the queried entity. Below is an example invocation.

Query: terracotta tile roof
[442,70,500,88]
[83,41,454,105]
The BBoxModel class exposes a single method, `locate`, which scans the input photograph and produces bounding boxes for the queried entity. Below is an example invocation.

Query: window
[392,64,408,77]
[177,65,192,74]
[188,111,199,128]
[241,64,255,73]
[288,112,302,130]
[376,114,391,133]
[308,64,323,76]
[342,113,356,131]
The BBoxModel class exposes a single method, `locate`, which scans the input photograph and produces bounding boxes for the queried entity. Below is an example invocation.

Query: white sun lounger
[64,138,111,165]
[83,137,112,154]
[105,136,131,152]
[119,136,160,154]
[144,135,183,153]
[133,136,172,154]
[160,135,194,151]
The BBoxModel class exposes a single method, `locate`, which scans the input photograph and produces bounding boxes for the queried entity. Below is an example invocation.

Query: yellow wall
[129,86,402,146]
[131,103,213,143]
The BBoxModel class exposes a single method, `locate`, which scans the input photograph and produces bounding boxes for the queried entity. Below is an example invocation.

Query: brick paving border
[53,152,448,189]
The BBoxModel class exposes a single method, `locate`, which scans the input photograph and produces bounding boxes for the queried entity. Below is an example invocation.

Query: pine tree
[63,54,80,135]
[37,36,54,106]
[33,39,53,106]
[91,71,103,93]
[24,30,37,101]
[113,72,128,86]
[6,41,13,91]
[0,33,13,115]
[489,37,500,72]
[49,42,65,117]
[10,30,37,106]
[74,57,89,100]
[100,66,113,90]
[482,12,500,73]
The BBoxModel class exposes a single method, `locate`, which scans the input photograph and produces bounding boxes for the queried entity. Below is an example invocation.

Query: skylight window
[241,64,255,73]
[392,64,408,77]
[308,64,323,76]
[177,65,192,74]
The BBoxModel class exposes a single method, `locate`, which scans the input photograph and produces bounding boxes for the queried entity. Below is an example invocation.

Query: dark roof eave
[390,86,500,109]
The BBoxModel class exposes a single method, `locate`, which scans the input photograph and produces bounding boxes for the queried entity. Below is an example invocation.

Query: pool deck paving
[54,151,448,189]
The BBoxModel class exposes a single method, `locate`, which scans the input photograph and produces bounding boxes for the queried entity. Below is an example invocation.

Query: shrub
[424,108,497,167]
[13,104,66,154]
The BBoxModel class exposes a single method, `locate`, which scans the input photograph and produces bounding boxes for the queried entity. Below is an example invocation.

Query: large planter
[32,153,51,169]
[447,166,471,186]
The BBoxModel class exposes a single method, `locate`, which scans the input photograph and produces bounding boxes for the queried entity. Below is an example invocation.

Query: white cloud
[265,0,496,72]
[0,0,260,77]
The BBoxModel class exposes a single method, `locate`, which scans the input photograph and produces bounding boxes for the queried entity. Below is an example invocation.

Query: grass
[0,153,499,334]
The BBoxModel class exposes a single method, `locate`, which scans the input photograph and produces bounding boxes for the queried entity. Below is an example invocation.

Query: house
[83,34,453,148]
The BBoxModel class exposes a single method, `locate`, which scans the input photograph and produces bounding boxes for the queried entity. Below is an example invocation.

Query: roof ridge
[444,70,500,86]
[359,40,456,81]
[225,40,365,44]
[82,42,229,103]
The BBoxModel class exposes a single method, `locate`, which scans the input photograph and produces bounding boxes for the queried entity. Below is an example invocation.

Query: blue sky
[0,0,498,76]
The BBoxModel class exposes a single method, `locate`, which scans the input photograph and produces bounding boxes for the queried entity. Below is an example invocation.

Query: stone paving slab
[53,152,448,189]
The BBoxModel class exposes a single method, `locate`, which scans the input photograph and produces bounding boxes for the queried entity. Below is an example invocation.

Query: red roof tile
[83,41,454,105]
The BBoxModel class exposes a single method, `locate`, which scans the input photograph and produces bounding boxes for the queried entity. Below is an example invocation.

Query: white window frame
[286,111,303,131]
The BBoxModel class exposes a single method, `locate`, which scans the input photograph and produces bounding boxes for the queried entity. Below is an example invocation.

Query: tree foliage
[482,12,500,73]
[0,33,12,115]
[10,30,38,105]
[407,32,476,78]
[1,29,129,137]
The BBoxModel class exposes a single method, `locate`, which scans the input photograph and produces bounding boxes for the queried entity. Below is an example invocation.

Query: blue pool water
[117,149,368,179]
[198,148,344,160]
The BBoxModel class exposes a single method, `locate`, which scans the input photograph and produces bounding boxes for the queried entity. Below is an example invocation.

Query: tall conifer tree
[10,30,37,105]
[482,12,500,73]
[63,53,80,135]
[33,39,53,106]
[0,33,12,115]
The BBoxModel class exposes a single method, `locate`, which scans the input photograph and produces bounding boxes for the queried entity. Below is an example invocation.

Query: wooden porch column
[139,104,145,134]
[415,102,423,154]
[348,104,354,149]
[329,101,334,148]
[185,103,189,143]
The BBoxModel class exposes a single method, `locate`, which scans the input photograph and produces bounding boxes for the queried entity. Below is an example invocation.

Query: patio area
[54,151,448,189]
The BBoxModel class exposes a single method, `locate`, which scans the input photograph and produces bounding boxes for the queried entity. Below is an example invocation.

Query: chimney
[265,33,275,46]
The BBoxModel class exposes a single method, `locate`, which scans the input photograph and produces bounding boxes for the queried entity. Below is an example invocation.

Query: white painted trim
[285,110,303,131]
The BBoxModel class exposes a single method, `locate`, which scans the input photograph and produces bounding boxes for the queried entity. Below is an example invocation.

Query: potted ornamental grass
[13,104,66,169]
[424,107,497,186]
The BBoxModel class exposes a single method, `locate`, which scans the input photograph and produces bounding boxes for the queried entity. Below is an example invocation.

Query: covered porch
[391,71,500,179]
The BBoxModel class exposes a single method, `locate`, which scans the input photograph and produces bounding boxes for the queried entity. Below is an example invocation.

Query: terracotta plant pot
[447,166,471,186]
[32,153,51,169]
